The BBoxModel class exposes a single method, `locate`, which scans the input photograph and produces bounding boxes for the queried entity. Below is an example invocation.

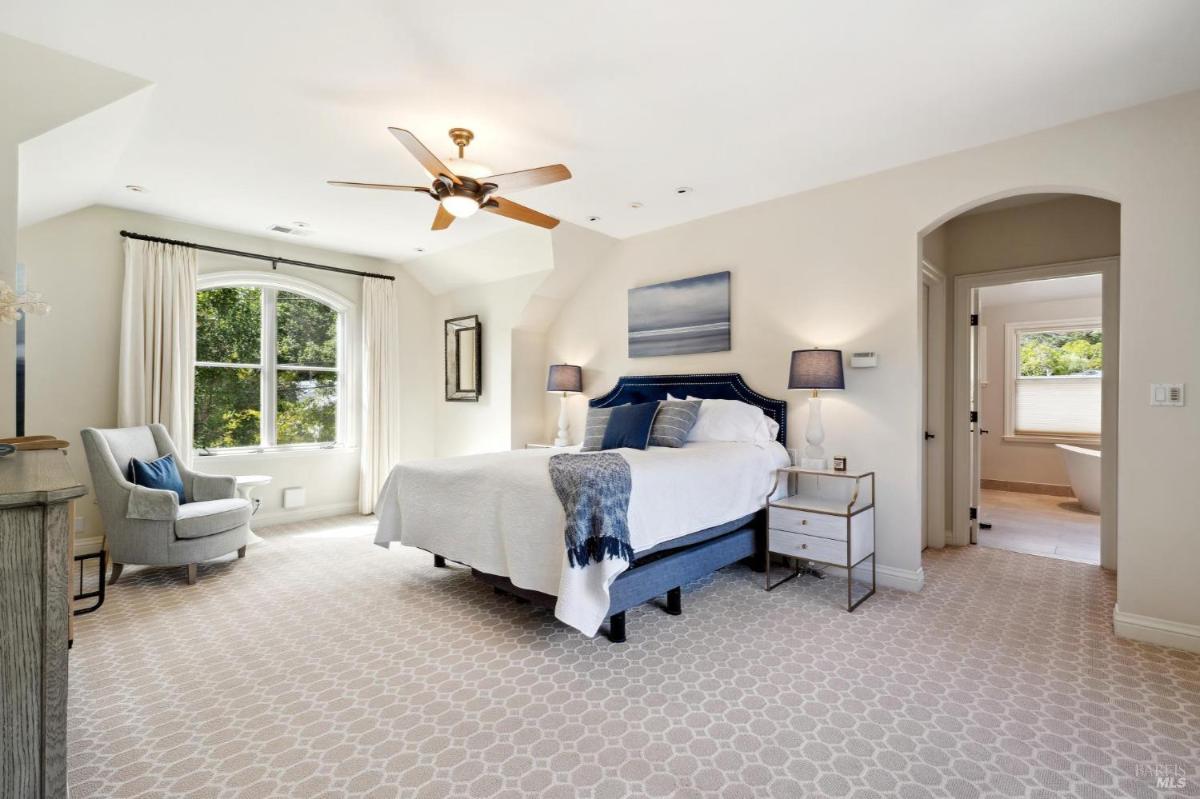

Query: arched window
[194,272,353,452]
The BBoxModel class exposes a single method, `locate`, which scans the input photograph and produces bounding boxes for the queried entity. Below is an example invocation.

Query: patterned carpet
[67,516,1199,798]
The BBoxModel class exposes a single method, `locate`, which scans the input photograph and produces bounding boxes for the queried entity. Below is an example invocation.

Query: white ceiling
[980,273,1103,306]
[4,1,1200,275]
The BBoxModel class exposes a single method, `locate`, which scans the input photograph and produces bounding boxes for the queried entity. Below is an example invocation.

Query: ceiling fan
[329,127,571,231]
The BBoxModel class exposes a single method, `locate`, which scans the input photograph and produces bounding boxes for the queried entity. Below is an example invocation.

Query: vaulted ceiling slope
[4,1,1200,278]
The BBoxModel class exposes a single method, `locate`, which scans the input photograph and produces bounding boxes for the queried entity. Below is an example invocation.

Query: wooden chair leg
[186,564,198,585]
[109,562,124,585]
[237,545,247,558]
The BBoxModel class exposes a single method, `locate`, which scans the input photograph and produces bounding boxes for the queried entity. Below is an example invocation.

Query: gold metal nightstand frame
[764,468,877,611]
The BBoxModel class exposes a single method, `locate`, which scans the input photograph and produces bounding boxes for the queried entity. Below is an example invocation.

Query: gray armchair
[81,424,252,585]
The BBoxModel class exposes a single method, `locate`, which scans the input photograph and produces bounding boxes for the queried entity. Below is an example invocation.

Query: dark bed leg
[433,554,447,568]
[747,511,768,573]
[666,587,682,616]
[607,612,627,644]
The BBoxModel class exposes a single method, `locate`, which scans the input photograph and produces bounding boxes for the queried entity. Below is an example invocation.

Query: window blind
[1014,375,1101,435]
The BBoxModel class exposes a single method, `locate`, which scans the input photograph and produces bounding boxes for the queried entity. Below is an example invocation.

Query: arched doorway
[918,192,1120,570]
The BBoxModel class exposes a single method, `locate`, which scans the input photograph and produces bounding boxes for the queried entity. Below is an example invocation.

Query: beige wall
[537,90,1200,637]
[979,295,1103,487]
[17,205,436,539]
[942,196,1120,275]
[431,272,547,457]
[1,33,148,436]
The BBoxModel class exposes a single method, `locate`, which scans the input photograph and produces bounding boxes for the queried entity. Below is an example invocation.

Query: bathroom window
[1003,318,1101,443]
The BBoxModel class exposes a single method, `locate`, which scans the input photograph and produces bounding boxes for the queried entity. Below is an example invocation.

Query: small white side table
[235,474,271,544]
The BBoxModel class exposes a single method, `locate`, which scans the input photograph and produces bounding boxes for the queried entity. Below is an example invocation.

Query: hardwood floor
[978,488,1100,565]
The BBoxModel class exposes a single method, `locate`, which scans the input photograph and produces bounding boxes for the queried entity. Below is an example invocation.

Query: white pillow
[684,396,777,443]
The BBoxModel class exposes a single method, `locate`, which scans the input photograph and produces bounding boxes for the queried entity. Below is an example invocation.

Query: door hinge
[969,410,978,423]
[969,506,978,521]
[969,313,979,326]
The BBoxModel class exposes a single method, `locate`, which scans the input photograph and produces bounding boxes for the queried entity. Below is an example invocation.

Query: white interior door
[921,283,930,550]
[968,288,982,545]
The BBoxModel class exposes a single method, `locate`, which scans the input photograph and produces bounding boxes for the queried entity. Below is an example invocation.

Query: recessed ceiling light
[675,186,693,195]
[125,184,147,193]
[629,202,643,209]
[414,246,426,253]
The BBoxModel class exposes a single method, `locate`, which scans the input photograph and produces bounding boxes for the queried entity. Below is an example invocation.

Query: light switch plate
[1150,383,1185,406]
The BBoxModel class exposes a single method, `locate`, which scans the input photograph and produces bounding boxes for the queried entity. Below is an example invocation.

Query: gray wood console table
[1,450,86,798]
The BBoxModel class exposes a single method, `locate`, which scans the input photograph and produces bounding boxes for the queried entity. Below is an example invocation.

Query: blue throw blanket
[549,452,635,568]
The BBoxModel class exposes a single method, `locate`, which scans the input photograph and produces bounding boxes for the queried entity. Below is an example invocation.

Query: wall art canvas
[628,271,731,357]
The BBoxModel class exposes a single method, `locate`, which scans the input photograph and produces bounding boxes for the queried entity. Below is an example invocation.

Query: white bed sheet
[374,440,790,636]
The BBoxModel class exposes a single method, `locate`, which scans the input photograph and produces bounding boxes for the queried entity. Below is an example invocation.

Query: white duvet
[374,441,790,636]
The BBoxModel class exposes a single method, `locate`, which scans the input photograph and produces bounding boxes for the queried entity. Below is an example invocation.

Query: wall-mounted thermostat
[1150,384,1185,406]
[850,352,878,368]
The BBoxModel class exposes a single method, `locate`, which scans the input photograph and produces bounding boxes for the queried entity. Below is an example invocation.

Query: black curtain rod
[118,230,395,281]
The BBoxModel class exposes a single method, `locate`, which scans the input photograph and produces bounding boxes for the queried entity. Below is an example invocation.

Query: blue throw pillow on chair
[600,401,661,451]
[129,454,187,505]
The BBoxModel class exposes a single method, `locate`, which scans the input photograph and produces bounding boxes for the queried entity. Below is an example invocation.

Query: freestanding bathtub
[1056,444,1101,513]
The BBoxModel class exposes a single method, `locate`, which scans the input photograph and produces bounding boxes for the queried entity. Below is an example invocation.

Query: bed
[374,373,789,642]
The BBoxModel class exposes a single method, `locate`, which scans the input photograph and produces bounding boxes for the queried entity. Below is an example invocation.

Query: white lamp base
[553,392,570,447]
[803,393,827,470]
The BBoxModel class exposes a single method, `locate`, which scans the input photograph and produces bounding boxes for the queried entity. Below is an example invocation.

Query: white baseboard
[1113,604,1200,654]
[253,501,360,528]
[876,564,925,592]
[814,562,925,592]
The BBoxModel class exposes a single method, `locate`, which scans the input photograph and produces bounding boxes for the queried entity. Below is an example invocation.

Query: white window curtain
[359,277,403,513]
[118,238,197,463]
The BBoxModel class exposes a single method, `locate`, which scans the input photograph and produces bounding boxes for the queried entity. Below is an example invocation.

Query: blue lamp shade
[788,349,845,390]
[546,364,583,393]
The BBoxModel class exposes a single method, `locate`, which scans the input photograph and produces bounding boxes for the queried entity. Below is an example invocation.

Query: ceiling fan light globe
[441,195,480,218]
[445,158,492,180]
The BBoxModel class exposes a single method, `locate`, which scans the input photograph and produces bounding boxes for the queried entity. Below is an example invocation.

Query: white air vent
[269,224,312,236]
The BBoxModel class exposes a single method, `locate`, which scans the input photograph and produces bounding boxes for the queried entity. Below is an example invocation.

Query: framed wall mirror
[445,315,482,401]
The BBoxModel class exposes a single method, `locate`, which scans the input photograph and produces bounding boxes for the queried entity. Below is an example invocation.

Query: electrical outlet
[1150,383,1185,407]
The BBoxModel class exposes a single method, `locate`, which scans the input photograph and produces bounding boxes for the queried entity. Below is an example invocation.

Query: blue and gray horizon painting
[628,271,731,357]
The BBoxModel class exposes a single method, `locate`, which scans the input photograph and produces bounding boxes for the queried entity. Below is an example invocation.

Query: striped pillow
[649,400,702,448]
[580,406,617,451]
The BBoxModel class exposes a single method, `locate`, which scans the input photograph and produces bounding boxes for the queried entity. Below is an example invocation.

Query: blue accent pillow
[600,401,661,451]
[129,454,187,504]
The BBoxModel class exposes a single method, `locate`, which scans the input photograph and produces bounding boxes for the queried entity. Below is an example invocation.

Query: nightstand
[765,466,876,611]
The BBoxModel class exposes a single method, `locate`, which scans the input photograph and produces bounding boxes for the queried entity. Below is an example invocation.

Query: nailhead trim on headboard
[588,373,787,445]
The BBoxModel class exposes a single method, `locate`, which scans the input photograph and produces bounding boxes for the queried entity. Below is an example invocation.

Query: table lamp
[547,364,583,447]
[788,348,845,469]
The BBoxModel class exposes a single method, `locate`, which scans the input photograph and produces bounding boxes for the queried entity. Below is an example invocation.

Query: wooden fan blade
[432,205,455,231]
[477,164,571,194]
[389,128,461,185]
[481,197,560,229]
[327,181,430,193]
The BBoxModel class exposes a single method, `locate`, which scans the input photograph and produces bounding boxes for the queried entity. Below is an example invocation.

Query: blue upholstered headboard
[588,373,787,445]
